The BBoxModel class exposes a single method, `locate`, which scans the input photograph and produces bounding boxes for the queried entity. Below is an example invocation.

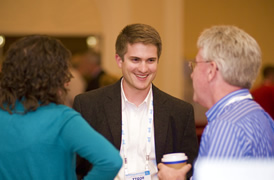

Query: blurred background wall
[1,0,273,124]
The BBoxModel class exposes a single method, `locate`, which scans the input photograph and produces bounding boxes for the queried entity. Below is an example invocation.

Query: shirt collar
[206,89,251,122]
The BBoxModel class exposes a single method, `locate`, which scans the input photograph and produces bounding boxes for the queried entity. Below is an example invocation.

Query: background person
[73,23,199,180]
[72,49,118,92]
[157,25,274,180]
[251,65,274,119]
[64,66,86,107]
[0,35,122,180]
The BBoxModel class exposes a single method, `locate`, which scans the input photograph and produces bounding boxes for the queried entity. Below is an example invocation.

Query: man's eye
[148,59,156,63]
[131,58,139,62]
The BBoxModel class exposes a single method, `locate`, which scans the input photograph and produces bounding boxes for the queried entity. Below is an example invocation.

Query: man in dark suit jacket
[73,23,198,180]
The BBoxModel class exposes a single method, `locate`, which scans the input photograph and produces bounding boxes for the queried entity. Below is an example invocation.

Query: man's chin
[135,83,151,91]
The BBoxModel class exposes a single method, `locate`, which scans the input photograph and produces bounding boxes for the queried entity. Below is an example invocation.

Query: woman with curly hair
[0,35,122,180]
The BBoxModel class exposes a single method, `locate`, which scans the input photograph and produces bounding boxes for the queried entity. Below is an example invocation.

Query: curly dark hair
[0,35,72,114]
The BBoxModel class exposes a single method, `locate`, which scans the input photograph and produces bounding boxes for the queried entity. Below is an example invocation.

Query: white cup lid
[161,153,188,164]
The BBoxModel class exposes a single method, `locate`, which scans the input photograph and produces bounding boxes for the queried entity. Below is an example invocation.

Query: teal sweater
[0,102,122,180]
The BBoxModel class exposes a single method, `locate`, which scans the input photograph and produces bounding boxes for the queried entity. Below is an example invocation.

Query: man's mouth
[136,74,148,78]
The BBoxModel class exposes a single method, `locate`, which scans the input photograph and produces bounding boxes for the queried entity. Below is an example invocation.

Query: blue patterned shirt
[199,89,274,158]
[193,89,274,180]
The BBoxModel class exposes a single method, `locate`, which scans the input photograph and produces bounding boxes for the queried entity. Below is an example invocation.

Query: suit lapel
[153,85,170,163]
[103,80,122,150]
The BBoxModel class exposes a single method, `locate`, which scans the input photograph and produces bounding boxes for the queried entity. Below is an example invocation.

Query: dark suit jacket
[73,79,198,178]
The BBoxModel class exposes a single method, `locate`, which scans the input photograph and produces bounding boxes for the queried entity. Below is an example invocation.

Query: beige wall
[0,0,102,35]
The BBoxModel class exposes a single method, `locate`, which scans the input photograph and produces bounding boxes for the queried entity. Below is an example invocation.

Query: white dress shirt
[115,81,158,180]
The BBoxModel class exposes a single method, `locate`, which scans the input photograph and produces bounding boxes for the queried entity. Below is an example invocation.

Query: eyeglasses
[188,60,212,71]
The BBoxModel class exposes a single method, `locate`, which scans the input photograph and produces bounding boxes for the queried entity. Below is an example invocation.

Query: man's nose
[139,61,148,72]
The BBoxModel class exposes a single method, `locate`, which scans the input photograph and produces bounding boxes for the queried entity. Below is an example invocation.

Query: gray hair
[197,25,261,89]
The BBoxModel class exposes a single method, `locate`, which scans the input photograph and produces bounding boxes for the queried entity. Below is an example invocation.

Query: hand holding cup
[161,153,188,169]
[158,153,191,180]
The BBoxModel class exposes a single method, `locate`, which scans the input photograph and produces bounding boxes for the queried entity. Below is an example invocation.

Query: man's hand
[157,163,192,180]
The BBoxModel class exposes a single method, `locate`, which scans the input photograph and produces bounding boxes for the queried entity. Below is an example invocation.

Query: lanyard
[121,94,154,174]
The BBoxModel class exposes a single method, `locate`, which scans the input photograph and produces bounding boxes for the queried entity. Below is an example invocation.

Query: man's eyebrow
[129,56,140,58]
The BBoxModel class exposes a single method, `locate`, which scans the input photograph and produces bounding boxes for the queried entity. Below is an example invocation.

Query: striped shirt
[198,89,274,158]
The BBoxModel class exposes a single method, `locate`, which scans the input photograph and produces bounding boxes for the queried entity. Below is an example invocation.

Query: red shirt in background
[251,84,274,119]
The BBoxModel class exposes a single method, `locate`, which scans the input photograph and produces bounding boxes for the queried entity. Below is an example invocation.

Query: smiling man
[73,23,198,180]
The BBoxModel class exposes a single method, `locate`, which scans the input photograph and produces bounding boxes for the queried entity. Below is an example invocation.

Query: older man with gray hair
[158,25,274,180]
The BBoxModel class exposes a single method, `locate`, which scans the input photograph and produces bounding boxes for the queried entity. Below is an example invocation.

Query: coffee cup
[161,153,188,169]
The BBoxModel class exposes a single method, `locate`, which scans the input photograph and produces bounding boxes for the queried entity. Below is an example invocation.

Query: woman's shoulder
[39,103,82,121]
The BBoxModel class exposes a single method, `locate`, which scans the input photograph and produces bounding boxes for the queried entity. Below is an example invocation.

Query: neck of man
[122,81,151,107]
[211,83,242,108]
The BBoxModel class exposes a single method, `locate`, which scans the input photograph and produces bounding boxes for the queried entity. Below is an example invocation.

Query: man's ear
[115,54,123,68]
[207,61,218,82]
